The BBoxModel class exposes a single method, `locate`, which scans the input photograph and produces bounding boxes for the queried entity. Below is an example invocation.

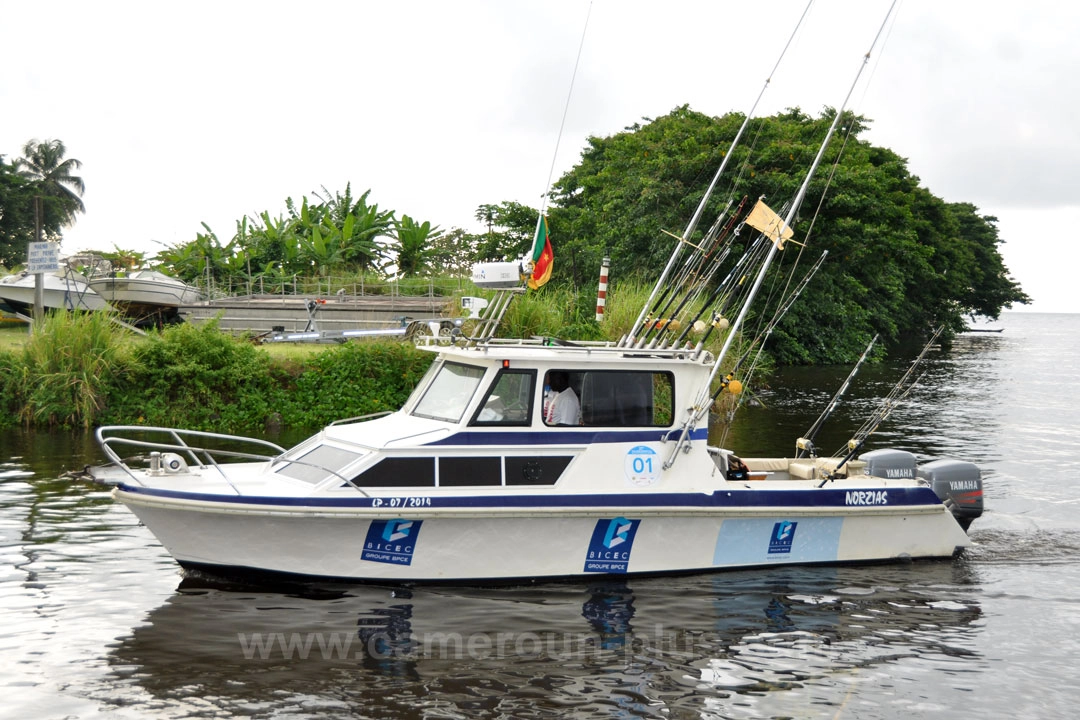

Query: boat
[88,269,202,325]
[89,312,983,583]
[86,7,984,584]
[0,268,111,315]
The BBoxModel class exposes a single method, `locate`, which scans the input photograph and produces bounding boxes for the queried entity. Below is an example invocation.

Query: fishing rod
[662,0,899,470]
[820,325,943,483]
[625,0,816,345]
[672,196,802,354]
[716,249,828,362]
[795,333,878,459]
[642,197,750,348]
[701,250,829,414]
[710,252,830,448]
[638,198,740,345]
[647,195,744,315]
[663,229,772,350]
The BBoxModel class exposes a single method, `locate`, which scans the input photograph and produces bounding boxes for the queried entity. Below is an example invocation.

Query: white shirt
[550,387,580,426]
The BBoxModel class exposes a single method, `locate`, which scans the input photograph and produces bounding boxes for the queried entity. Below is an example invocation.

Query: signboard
[27,242,60,273]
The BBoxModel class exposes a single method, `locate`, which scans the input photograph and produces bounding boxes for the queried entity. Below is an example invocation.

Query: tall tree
[306,185,395,273]
[428,227,480,277]
[472,201,540,262]
[0,157,36,266]
[15,139,86,236]
[547,106,1029,362]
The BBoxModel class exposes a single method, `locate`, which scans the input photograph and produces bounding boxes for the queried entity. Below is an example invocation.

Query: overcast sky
[4,0,1076,312]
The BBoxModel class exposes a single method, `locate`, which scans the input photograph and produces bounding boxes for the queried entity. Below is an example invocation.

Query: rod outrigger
[662,2,898,470]
[624,0,815,347]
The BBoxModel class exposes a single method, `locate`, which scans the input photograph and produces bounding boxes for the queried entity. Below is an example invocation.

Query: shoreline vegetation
[0,281,750,432]
[2,111,1029,432]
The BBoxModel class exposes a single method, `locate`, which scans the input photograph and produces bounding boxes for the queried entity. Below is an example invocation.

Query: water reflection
[106,561,985,718]
[582,582,635,649]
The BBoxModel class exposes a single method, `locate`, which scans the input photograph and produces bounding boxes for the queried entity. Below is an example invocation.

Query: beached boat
[0,269,111,315]
[88,269,202,324]
[87,8,983,583]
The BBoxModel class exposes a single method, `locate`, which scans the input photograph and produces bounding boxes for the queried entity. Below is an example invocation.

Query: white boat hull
[0,271,110,312]
[88,271,201,320]
[115,484,970,582]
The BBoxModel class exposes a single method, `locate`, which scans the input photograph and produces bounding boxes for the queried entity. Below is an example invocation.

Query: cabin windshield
[411,361,487,423]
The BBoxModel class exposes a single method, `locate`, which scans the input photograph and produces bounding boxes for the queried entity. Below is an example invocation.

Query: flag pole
[530,0,593,257]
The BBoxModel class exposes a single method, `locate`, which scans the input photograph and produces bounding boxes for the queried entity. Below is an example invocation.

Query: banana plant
[299,221,345,277]
[391,214,442,277]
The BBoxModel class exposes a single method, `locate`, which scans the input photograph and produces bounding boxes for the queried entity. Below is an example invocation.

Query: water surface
[2,312,1077,718]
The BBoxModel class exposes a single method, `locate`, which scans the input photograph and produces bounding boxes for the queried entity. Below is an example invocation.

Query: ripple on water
[4,312,1080,718]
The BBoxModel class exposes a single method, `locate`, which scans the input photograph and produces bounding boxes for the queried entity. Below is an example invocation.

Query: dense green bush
[0,314,440,432]
[277,340,433,428]
[100,319,284,432]
[0,348,23,428]
[0,277,750,432]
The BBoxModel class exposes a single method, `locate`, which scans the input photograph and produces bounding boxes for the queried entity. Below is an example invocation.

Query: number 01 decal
[624,445,660,486]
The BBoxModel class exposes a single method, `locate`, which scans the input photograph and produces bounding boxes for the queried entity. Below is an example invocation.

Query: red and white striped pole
[596,255,610,322]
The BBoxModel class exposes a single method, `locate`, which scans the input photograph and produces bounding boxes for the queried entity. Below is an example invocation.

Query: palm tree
[15,138,86,235]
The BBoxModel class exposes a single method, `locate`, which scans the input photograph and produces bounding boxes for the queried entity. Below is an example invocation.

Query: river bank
[0,315,433,432]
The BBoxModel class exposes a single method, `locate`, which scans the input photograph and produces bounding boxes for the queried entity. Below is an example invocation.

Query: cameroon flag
[528,215,553,290]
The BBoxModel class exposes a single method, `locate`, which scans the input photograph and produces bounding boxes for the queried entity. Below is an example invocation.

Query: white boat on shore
[0,269,111,315]
[88,269,202,324]
[87,10,984,584]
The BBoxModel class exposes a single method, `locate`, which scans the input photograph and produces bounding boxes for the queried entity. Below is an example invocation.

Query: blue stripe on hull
[423,428,709,446]
[119,484,944,510]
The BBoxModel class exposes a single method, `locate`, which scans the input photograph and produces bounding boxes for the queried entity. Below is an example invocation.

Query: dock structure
[179,294,449,335]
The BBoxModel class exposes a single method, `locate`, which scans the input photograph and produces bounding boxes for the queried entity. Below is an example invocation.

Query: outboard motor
[859,448,918,479]
[918,459,983,531]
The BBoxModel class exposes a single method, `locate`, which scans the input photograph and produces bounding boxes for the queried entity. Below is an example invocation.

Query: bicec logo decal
[768,520,798,554]
[584,517,641,574]
[382,519,414,543]
[603,517,633,549]
[363,519,423,565]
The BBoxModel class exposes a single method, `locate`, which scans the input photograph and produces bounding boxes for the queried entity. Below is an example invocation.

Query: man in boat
[546,371,581,426]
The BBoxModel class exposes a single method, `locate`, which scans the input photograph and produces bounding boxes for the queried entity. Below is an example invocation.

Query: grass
[0,321,29,352]
[1,316,343,358]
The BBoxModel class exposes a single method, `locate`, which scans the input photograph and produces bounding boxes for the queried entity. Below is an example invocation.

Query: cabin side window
[470,369,536,426]
[543,370,673,427]
[275,444,367,484]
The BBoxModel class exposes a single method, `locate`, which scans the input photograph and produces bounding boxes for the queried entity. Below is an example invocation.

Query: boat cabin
[269,340,721,496]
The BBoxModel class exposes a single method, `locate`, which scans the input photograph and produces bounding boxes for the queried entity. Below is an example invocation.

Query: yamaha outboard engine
[859,448,918,479]
[918,459,984,531]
